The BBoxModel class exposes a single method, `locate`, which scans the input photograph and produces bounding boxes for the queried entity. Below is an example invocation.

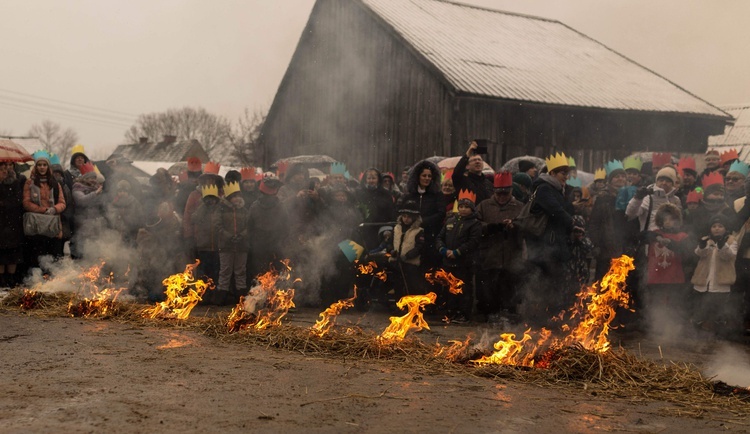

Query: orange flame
[20,289,42,310]
[311,287,357,337]
[142,261,213,320]
[356,260,387,282]
[378,292,437,343]
[68,262,126,318]
[227,261,297,332]
[434,335,472,362]
[471,255,634,366]
[425,269,463,294]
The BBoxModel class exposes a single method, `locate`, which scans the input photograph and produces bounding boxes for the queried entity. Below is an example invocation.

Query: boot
[0,274,7,289]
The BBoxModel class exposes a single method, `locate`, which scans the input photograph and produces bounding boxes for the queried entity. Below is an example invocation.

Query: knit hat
[518,160,536,173]
[512,172,532,189]
[655,167,677,183]
[398,200,421,215]
[709,213,728,228]
[225,170,242,184]
[117,180,132,192]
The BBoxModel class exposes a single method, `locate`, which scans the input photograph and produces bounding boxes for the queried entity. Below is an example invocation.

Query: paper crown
[686,189,703,204]
[651,152,672,168]
[566,176,582,188]
[224,181,241,197]
[493,172,512,188]
[728,160,750,177]
[204,161,221,175]
[187,157,202,172]
[79,161,96,175]
[701,172,724,188]
[240,167,255,180]
[71,144,86,156]
[331,162,347,175]
[49,153,61,166]
[594,168,606,181]
[622,156,643,172]
[442,169,454,182]
[200,184,219,198]
[545,152,569,172]
[457,189,476,204]
[720,149,740,166]
[338,240,364,263]
[32,149,52,163]
[677,156,696,173]
[567,156,576,168]
[276,161,289,177]
[343,170,352,180]
[605,159,624,176]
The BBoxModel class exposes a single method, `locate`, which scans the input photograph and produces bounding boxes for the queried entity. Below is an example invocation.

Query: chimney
[163,135,177,144]
[138,137,148,144]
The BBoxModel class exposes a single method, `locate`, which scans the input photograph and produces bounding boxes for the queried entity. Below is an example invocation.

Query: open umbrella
[499,156,545,174]
[0,139,34,162]
[437,156,495,176]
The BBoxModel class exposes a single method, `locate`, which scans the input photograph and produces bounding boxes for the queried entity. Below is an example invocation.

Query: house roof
[111,139,205,163]
[361,0,729,118]
[708,104,750,148]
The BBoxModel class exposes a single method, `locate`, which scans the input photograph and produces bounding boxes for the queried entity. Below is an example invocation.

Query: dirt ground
[1,303,749,433]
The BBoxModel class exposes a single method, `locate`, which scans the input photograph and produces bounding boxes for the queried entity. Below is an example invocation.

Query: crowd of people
[1,142,749,335]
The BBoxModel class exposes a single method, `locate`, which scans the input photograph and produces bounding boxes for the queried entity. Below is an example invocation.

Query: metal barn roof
[361,0,728,118]
[708,105,750,148]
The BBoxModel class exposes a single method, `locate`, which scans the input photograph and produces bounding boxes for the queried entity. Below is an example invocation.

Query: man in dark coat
[524,153,578,322]
[451,141,494,206]
[0,161,26,287]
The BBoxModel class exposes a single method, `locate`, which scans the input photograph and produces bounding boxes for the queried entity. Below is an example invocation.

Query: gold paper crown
[457,189,476,204]
[545,152,569,172]
[201,184,219,198]
[594,168,606,180]
[224,181,241,197]
[71,144,86,156]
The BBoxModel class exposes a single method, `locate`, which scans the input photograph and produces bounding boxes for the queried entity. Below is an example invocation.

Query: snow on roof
[362,0,728,118]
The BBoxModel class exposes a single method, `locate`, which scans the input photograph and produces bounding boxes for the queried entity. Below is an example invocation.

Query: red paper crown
[686,189,703,204]
[204,161,221,175]
[240,167,256,181]
[677,156,696,175]
[701,172,724,188]
[79,161,96,175]
[457,189,476,204]
[493,171,512,188]
[720,149,740,166]
[651,152,672,169]
[187,157,202,172]
[443,169,454,182]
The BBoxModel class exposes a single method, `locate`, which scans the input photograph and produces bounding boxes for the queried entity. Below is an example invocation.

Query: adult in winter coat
[215,184,251,305]
[625,167,682,232]
[23,151,66,269]
[0,161,26,287]
[247,174,289,278]
[71,167,106,259]
[475,172,524,318]
[64,145,91,191]
[109,180,143,246]
[451,142,494,206]
[355,168,396,250]
[524,154,577,319]
[399,159,445,271]
[588,162,628,280]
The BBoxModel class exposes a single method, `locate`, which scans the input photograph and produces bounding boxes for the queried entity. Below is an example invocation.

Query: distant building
[260,0,731,173]
[109,135,209,164]
[708,104,750,162]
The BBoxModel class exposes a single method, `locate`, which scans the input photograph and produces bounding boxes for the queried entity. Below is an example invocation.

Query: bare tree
[227,108,266,166]
[28,120,78,167]
[125,107,233,156]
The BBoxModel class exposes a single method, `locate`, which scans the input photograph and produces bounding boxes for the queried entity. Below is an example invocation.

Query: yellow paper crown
[201,184,219,198]
[594,168,606,180]
[224,181,241,198]
[71,144,86,156]
[545,152,569,172]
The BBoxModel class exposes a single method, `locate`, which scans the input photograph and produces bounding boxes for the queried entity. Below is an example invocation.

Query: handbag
[514,190,549,237]
[23,212,62,238]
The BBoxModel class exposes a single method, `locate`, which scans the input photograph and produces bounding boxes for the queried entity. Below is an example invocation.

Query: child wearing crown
[215,182,250,306]
[191,181,223,298]
[436,190,482,323]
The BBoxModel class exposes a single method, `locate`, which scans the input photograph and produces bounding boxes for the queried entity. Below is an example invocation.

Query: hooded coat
[0,173,26,250]
[436,211,482,269]
[399,160,445,251]
[526,174,575,263]
[476,194,524,270]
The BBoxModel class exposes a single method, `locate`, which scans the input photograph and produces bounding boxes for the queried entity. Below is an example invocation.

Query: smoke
[703,343,750,388]
[242,284,268,314]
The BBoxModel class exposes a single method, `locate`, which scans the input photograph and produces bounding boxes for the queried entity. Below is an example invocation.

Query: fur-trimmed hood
[406,160,441,194]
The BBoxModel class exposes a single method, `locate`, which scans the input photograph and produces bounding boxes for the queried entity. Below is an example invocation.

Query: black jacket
[436,212,482,269]
[527,174,575,263]
[452,155,494,205]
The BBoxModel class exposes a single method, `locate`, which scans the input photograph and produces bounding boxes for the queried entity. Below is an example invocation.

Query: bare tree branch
[28,120,79,167]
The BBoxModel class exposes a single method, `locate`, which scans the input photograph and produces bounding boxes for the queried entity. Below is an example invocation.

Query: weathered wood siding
[260,0,453,174]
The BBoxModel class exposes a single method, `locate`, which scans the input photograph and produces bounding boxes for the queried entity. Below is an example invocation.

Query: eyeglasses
[725,177,744,183]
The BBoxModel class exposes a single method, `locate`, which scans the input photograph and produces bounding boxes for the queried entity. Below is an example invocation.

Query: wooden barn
[259,0,731,173]
[708,104,750,163]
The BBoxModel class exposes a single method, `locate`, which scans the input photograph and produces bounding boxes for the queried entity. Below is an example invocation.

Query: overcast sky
[1,0,748,158]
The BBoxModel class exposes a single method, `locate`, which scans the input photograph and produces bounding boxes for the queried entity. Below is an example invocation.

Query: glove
[634,187,650,200]
[698,237,708,249]
[45,207,56,215]
[717,237,727,249]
